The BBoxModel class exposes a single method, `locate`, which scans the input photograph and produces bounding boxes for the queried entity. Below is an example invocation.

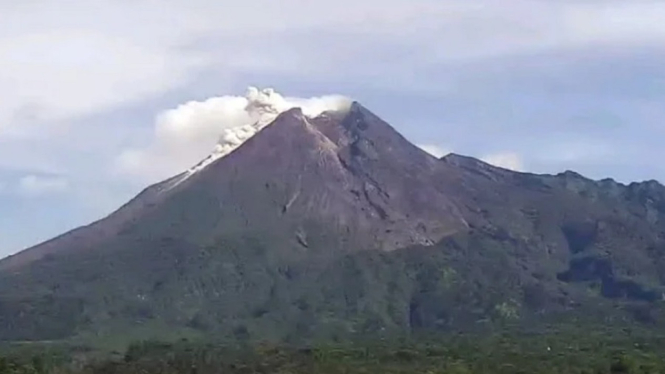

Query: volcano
[2,89,665,344]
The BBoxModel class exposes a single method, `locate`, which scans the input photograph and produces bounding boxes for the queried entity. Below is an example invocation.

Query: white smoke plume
[115,87,352,183]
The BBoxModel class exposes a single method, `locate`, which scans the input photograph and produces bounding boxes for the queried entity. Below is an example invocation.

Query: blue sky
[2,0,665,258]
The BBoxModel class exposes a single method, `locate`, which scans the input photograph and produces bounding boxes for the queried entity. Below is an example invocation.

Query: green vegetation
[2,230,665,346]
[2,328,665,374]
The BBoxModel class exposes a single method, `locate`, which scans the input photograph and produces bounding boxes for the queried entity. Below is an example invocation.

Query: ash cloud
[115,87,351,183]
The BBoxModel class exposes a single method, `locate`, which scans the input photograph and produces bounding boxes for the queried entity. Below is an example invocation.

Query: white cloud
[562,2,665,46]
[481,152,525,171]
[418,144,451,158]
[0,2,213,138]
[0,32,204,137]
[418,144,524,171]
[114,87,350,183]
[3,1,665,138]
[18,175,70,197]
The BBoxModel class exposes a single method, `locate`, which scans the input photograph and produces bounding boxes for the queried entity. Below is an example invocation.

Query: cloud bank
[418,144,524,172]
[18,175,69,197]
[4,0,665,138]
[481,152,524,172]
[115,87,351,183]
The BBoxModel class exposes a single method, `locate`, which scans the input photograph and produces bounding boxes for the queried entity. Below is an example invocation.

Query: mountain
[1,99,665,345]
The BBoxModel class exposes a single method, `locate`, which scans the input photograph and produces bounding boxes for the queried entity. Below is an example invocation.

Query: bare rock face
[142,103,470,252]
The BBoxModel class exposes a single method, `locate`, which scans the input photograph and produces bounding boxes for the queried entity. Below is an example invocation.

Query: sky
[1,0,665,258]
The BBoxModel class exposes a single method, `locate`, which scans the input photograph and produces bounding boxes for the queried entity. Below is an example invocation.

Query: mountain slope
[1,101,665,344]
[0,103,466,273]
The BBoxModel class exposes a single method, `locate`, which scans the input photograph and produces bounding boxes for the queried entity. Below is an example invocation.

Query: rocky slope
[1,101,665,344]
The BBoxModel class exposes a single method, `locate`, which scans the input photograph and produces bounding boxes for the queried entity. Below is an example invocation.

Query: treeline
[2,330,665,374]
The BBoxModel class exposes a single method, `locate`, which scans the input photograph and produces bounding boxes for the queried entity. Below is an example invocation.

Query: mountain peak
[5,90,665,343]
[340,101,389,131]
[167,88,352,186]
